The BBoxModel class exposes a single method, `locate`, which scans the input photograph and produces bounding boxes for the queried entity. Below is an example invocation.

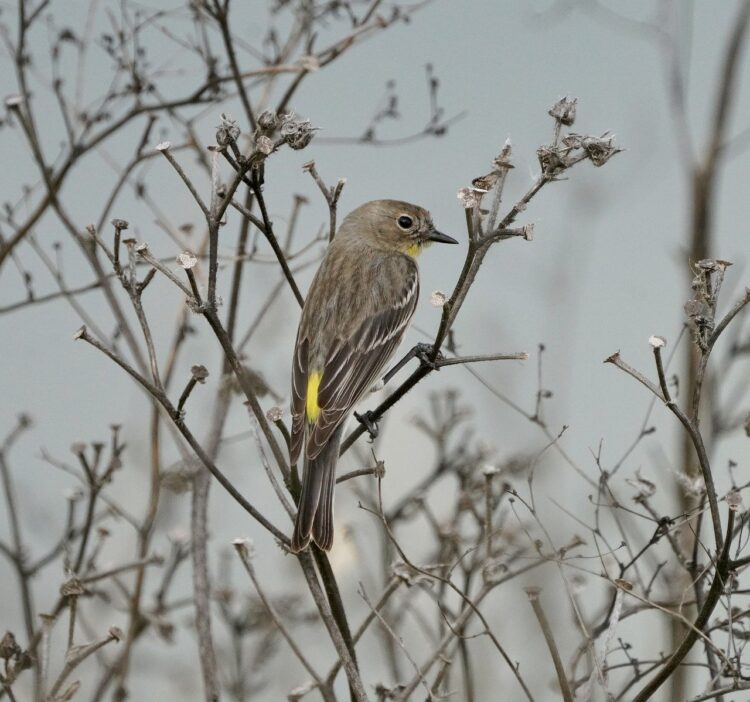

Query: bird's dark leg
[381,342,441,386]
[353,410,379,440]
[362,345,444,440]
[381,346,419,386]
[414,342,442,370]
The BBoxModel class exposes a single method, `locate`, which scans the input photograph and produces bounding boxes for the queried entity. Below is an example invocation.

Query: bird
[289,199,457,552]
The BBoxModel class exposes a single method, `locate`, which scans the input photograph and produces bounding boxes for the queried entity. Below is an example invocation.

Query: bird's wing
[305,268,419,460]
[290,334,309,465]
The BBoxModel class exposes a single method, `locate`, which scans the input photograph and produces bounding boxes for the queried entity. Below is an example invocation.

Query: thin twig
[233,540,332,701]
[525,588,574,702]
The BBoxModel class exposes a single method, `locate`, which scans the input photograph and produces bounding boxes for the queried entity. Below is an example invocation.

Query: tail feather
[290,459,324,552]
[312,456,337,550]
[291,427,342,552]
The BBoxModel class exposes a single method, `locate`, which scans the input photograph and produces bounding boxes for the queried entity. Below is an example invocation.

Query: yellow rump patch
[306,371,322,422]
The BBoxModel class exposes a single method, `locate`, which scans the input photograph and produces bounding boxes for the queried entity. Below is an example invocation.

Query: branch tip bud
[176,251,197,269]
[648,335,666,349]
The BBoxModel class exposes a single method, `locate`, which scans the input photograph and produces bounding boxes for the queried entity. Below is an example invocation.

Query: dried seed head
[726,489,744,513]
[373,460,386,479]
[287,125,314,150]
[111,218,129,231]
[60,578,85,597]
[562,133,583,149]
[524,586,541,601]
[537,145,566,177]
[190,365,209,383]
[471,172,499,192]
[176,251,197,269]
[581,134,620,167]
[266,406,283,422]
[430,290,447,307]
[548,96,578,126]
[279,113,315,150]
[697,258,719,272]
[456,187,481,209]
[255,135,274,155]
[108,626,124,641]
[215,113,240,147]
[648,335,666,349]
[155,141,171,152]
[492,138,513,170]
[257,110,279,131]
[482,464,500,477]
[0,632,20,660]
[232,537,255,560]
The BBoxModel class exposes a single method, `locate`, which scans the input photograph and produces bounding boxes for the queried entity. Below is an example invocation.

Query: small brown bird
[289,199,457,551]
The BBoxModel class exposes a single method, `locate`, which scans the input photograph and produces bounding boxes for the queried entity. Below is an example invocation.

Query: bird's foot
[415,342,442,370]
[354,410,379,441]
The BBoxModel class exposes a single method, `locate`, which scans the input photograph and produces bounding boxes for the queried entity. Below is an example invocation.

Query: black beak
[425,229,458,245]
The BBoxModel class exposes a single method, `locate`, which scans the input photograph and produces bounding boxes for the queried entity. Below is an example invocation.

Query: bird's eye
[397,215,413,230]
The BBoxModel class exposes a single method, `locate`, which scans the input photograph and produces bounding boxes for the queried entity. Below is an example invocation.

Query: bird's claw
[415,342,441,370]
[354,410,379,441]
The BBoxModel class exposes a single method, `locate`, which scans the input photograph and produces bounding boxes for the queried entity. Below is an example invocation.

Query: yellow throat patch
[405,242,422,258]
[306,371,322,422]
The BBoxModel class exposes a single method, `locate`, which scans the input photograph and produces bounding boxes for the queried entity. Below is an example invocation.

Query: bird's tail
[291,427,342,552]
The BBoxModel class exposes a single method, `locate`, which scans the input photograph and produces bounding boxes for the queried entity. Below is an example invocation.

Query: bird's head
[339,199,458,257]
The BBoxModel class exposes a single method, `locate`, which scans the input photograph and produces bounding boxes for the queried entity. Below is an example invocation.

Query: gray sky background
[1,1,749,699]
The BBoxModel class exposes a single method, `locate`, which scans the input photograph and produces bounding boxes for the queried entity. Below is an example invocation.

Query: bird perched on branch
[289,199,457,552]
